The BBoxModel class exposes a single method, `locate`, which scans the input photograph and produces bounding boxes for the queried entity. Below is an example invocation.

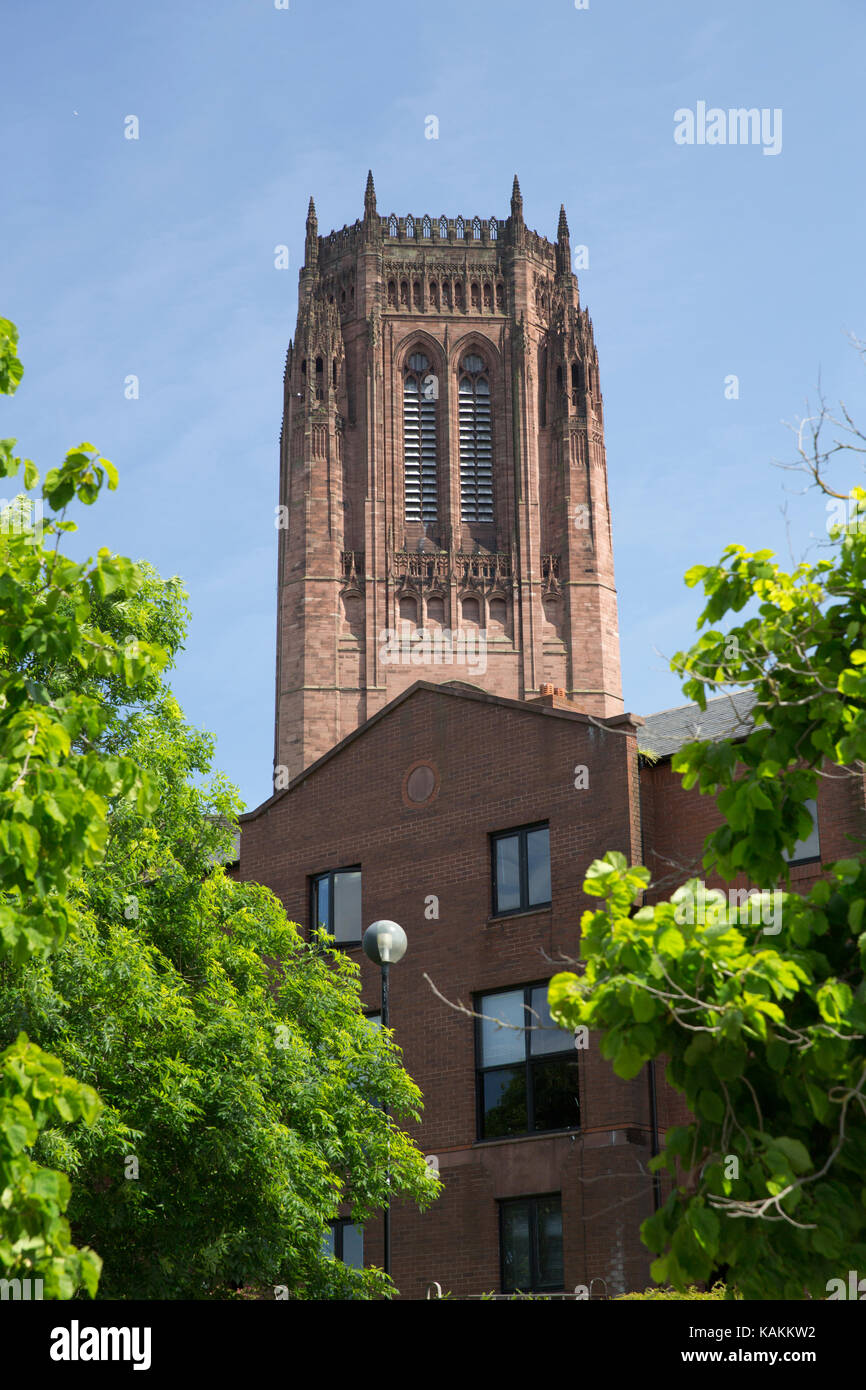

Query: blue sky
[4,0,865,808]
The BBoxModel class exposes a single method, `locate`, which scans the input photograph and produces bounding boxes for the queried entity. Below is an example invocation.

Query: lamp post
[362,919,408,1282]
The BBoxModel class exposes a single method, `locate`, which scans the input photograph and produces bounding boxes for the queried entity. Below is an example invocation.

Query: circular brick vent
[405,763,437,805]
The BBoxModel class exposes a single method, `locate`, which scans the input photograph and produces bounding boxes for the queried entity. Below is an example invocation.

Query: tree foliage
[550,465,866,1298]
[0,314,161,1293]
[0,317,438,1299]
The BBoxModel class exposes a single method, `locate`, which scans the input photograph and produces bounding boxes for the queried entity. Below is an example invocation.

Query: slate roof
[637,690,756,759]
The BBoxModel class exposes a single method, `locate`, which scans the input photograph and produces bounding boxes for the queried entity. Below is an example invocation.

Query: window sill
[474,1127,580,1149]
[486,906,552,926]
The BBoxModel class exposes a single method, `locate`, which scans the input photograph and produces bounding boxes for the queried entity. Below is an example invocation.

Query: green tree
[0,315,165,1296]
[0,317,439,1299]
[550,435,866,1297]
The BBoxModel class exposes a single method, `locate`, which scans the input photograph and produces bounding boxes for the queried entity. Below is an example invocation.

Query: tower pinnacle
[305,197,318,268]
[556,203,571,276]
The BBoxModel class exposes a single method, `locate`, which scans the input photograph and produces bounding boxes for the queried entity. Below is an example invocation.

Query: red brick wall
[241,683,658,1298]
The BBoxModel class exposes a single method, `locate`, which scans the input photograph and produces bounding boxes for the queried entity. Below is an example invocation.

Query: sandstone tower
[274,173,623,781]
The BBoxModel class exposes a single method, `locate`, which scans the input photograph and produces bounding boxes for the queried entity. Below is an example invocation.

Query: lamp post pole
[381,959,391,1278]
[362,920,407,1288]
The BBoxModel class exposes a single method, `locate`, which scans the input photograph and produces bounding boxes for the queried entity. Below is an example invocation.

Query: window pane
[480,990,526,1066]
[333,870,361,942]
[366,1012,381,1030]
[501,1202,532,1292]
[341,1223,364,1270]
[535,1197,563,1288]
[782,797,820,863]
[495,834,521,912]
[322,1226,336,1258]
[482,1066,527,1138]
[314,875,330,931]
[526,828,551,905]
[531,1057,580,1132]
[530,985,573,1055]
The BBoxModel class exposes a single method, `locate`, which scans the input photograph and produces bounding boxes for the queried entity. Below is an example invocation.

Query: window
[492,823,550,916]
[782,798,821,865]
[461,596,480,626]
[458,354,493,522]
[403,351,438,522]
[426,596,445,626]
[489,597,507,630]
[312,868,362,944]
[476,983,578,1139]
[323,1220,364,1270]
[500,1196,563,1293]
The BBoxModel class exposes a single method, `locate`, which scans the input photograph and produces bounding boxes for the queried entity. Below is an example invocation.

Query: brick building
[238,178,866,1298]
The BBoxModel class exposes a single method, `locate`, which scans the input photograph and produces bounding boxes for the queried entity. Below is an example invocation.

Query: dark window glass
[324,1220,364,1270]
[526,828,551,905]
[500,1195,563,1293]
[476,984,579,1139]
[492,824,551,915]
[312,868,362,943]
[495,836,521,913]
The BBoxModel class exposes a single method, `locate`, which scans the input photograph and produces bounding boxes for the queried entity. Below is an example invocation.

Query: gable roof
[637,690,756,759]
[241,680,642,821]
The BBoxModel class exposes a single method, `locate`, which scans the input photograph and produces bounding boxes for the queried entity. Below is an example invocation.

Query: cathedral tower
[274,174,623,781]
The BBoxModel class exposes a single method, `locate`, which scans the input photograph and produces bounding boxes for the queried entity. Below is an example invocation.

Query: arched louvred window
[458,353,493,522]
[455,216,465,239]
[439,215,448,238]
[403,351,438,523]
[489,217,498,241]
[422,215,432,238]
[472,216,481,240]
[315,356,324,400]
[406,215,415,238]
[389,214,398,236]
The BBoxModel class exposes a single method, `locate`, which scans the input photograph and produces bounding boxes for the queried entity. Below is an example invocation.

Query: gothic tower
[274,174,623,781]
